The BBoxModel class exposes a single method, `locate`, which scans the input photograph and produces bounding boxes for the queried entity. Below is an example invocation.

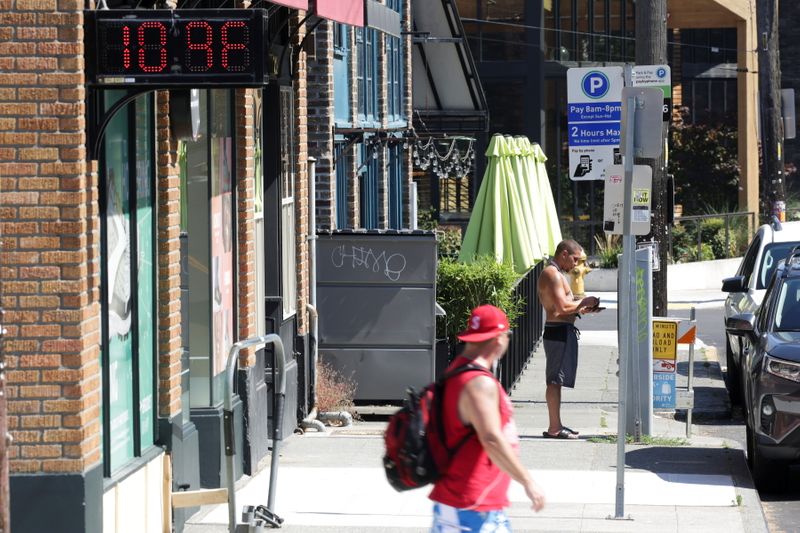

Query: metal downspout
[300,157,326,433]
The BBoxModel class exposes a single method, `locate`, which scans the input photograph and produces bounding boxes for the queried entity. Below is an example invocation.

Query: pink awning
[270,0,309,9]
[315,0,364,26]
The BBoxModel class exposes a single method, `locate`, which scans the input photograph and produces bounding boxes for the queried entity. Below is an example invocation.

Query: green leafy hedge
[670,217,746,263]
[436,256,524,344]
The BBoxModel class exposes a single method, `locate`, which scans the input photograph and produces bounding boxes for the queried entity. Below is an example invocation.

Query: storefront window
[356,27,378,124]
[335,140,349,229]
[135,95,156,448]
[387,0,403,124]
[253,89,266,336]
[333,24,352,124]
[280,87,297,317]
[186,89,237,407]
[484,79,524,134]
[359,143,379,229]
[388,143,404,229]
[101,90,156,475]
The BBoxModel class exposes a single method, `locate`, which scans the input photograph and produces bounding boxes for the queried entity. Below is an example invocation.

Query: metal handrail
[223,334,285,533]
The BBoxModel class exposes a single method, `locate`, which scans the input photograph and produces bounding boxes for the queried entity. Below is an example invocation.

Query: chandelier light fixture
[412,136,475,180]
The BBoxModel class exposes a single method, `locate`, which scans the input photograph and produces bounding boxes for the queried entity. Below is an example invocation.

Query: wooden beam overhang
[667,0,751,29]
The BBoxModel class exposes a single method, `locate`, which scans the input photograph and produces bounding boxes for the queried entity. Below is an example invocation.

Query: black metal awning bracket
[87,86,155,161]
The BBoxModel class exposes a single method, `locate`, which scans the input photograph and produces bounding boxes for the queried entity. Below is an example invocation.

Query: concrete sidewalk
[184,325,767,533]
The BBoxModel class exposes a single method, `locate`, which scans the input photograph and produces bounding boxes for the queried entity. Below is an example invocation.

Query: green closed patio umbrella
[517,137,562,256]
[459,134,541,274]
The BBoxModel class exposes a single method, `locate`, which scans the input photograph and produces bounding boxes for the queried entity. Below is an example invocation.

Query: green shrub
[417,206,463,259]
[436,256,523,344]
[672,217,741,262]
[437,226,462,259]
[699,218,729,259]
[682,242,715,262]
[711,228,738,259]
[593,234,622,268]
[670,222,696,263]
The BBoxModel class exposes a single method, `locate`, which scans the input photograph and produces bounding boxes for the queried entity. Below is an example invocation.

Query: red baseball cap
[457,305,511,342]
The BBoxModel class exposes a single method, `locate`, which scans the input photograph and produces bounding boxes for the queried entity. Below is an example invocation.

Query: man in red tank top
[430,305,546,532]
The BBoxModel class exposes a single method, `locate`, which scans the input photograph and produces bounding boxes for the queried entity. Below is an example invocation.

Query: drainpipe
[299,157,324,433]
[300,157,352,431]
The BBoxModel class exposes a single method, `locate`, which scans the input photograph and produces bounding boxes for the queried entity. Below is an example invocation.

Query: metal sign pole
[614,64,637,520]
[687,307,696,438]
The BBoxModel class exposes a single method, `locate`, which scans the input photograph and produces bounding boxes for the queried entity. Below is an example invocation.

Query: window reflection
[185,89,236,407]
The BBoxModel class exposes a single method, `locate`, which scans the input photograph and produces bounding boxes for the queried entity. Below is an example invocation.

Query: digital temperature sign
[85,9,268,87]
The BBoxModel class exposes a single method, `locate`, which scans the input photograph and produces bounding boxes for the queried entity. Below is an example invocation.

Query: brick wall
[293,12,309,335]
[156,91,183,417]
[377,21,389,229]
[308,21,336,229]
[235,88,257,365]
[403,0,413,229]
[348,27,360,228]
[1,1,102,474]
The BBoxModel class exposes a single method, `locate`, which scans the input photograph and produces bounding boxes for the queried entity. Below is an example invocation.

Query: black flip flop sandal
[542,429,578,439]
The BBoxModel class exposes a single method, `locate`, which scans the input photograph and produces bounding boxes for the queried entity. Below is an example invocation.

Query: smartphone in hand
[588,297,606,312]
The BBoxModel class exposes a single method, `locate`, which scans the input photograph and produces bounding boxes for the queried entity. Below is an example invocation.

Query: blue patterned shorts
[431,503,512,532]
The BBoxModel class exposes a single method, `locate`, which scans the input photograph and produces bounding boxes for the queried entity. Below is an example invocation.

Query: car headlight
[765,355,800,383]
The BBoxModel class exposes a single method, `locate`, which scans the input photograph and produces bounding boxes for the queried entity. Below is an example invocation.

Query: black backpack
[382,364,491,492]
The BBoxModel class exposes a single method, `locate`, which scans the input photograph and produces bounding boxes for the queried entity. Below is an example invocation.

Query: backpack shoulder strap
[434,362,494,456]
[439,362,492,383]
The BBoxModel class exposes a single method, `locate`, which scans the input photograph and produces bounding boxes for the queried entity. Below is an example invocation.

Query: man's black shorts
[543,322,579,388]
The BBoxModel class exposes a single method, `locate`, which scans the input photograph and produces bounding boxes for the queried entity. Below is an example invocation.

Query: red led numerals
[100,16,255,77]
[103,23,132,72]
[186,21,213,72]
[137,22,167,73]
[221,21,249,72]
[185,20,250,72]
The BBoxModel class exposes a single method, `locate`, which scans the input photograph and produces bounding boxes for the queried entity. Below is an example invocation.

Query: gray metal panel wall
[317,231,437,401]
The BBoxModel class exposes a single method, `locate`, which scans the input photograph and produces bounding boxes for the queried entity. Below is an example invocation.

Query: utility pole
[635,0,668,316]
[757,0,785,221]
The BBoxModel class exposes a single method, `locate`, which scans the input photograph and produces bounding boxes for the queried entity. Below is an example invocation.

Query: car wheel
[746,425,786,493]
[725,336,742,405]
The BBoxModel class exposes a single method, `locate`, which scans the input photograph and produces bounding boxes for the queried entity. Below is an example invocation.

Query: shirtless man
[536,239,602,439]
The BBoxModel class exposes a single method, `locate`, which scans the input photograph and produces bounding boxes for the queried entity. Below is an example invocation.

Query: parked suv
[726,249,800,491]
[722,218,800,404]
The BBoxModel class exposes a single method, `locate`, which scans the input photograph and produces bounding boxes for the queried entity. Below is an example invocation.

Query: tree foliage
[668,110,740,214]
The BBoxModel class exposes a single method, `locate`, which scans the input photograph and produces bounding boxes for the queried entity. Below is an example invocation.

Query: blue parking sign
[568,66,623,181]
[582,71,611,99]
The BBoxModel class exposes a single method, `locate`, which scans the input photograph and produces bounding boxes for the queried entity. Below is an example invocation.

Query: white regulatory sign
[602,164,653,236]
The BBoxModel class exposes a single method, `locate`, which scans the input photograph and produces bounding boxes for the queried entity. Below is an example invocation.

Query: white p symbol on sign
[582,71,610,99]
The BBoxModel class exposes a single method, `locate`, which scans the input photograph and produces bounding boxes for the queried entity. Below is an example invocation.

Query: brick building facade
[0,1,417,531]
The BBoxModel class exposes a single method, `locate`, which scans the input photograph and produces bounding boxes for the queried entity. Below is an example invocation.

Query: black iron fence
[497,262,545,391]
[668,211,756,262]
